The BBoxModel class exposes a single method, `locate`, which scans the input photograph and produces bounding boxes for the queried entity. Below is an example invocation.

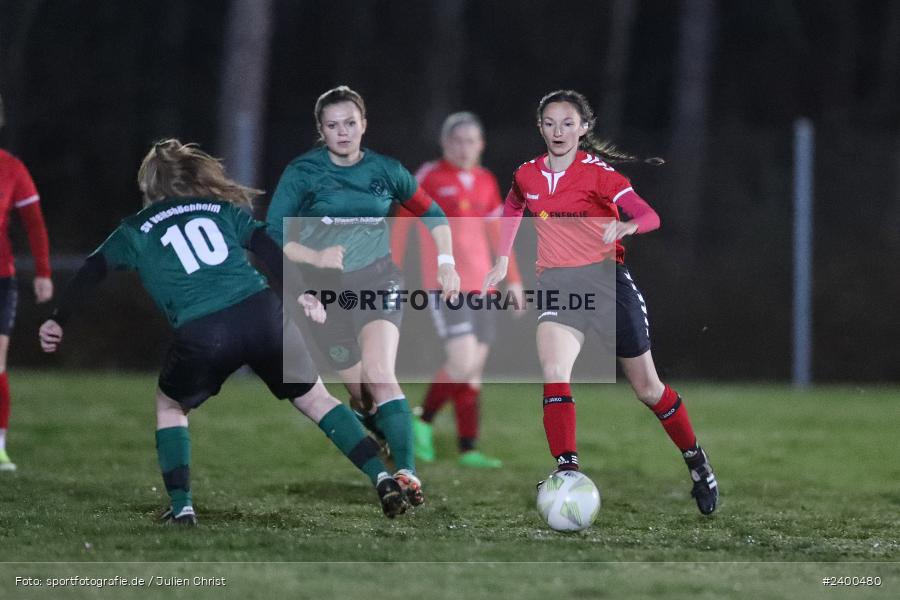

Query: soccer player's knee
[634,383,664,406]
[156,393,190,426]
[293,381,331,408]
[541,362,571,383]
[283,381,316,400]
[445,354,477,380]
[364,380,401,402]
[293,382,340,423]
[157,411,188,429]
[361,363,395,386]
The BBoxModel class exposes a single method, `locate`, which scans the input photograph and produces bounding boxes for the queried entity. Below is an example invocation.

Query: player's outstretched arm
[38,254,109,352]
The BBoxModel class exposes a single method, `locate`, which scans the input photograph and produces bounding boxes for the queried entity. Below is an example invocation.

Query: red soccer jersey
[392,159,521,291]
[0,149,51,278]
[505,151,634,270]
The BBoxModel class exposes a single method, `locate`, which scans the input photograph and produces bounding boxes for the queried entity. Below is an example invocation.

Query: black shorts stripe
[616,266,651,357]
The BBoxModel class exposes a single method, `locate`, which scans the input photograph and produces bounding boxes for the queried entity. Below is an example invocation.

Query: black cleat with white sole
[160,506,198,526]
[376,474,408,518]
[685,447,718,515]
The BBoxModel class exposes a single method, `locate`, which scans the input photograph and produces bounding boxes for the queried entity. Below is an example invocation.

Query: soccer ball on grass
[536,470,601,532]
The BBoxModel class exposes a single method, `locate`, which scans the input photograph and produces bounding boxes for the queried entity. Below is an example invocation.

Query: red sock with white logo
[422,368,458,423]
[651,385,697,452]
[543,383,578,469]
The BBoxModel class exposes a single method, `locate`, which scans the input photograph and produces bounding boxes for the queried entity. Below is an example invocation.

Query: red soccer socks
[543,383,578,470]
[421,368,458,423]
[651,384,698,452]
[453,384,479,450]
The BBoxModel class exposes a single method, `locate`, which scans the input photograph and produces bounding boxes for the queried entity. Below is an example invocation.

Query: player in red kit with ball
[483,90,718,515]
[0,94,53,471]
[392,112,524,469]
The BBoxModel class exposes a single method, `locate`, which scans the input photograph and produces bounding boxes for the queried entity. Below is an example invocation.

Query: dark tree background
[1,0,898,381]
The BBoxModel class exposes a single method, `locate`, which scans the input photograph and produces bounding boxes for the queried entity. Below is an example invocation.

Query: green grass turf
[1,371,898,598]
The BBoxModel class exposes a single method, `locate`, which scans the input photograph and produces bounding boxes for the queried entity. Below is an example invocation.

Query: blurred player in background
[266,86,460,507]
[0,94,53,472]
[483,90,718,515]
[39,139,410,523]
[391,112,524,469]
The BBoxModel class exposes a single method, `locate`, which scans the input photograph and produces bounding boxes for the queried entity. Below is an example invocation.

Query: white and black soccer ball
[536,470,601,532]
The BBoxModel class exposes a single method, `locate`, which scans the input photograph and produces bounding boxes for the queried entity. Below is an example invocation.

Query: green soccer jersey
[92,198,268,327]
[267,146,429,273]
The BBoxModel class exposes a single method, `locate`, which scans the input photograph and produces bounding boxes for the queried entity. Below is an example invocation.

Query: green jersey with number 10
[91,198,268,327]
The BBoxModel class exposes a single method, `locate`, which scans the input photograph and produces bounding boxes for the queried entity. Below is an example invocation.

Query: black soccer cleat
[160,506,198,527]
[376,475,408,518]
[686,447,718,515]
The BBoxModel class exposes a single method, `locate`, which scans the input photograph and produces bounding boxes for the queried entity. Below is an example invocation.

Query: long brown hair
[137,139,263,206]
[537,90,663,165]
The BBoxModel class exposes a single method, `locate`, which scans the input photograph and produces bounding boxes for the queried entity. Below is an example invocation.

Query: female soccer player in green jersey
[267,86,461,507]
[38,139,410,523]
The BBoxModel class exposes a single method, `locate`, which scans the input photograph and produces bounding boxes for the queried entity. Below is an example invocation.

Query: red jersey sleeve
[13,160,51,277]
[616,189,660,233]
[596,168,634,206]
[12,159,39,205]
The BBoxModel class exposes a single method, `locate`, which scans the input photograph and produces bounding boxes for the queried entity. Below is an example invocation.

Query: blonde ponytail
[137,139,263,206]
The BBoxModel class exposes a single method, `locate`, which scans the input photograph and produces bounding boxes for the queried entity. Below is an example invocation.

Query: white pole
[793,118,814,387]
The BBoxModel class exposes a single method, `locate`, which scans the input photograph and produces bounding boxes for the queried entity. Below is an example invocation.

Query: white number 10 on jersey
[160,218,229,274]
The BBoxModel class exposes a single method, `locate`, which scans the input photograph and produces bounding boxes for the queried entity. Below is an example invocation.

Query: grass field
[1,371,898,599]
